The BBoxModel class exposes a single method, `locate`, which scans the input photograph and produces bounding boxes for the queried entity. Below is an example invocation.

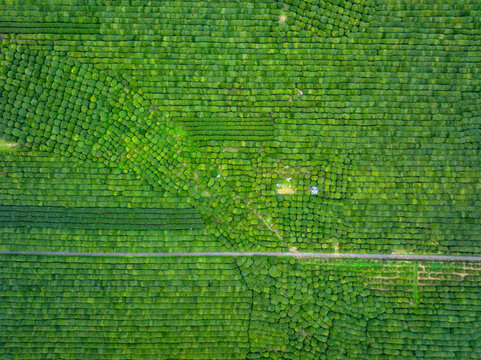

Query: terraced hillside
[0,0,480,358]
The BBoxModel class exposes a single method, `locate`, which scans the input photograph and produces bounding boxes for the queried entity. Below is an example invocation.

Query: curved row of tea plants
[238,257,481,359]
[0,43,283,252]
[1,0,480,254]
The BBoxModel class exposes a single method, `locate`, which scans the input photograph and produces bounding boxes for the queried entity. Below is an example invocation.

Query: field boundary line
[0,251,480,261]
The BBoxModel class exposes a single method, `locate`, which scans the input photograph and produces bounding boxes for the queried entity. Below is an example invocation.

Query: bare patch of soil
[276,183,296,195]
[0,139,20,150]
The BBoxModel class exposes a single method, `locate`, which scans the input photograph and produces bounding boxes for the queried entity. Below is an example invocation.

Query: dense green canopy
[0,0,480,358]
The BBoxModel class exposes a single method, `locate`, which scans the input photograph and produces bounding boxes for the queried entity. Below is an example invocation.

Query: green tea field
[0,0,480,358]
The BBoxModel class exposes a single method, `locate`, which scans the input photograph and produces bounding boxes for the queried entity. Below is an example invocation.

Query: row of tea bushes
[0,43,284,251]
[0,255,252,359]
[0,226,215,253]
[238,257,481,359]
[280,0,375,38]
[0,150,193,209]
[1,0,480,254]
[0,148,222,252]
[0,205,205,231]
[1,255,479,359]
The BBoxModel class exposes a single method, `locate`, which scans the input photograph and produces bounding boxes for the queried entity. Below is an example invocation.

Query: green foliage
[0,0,480,358]
[0,43,283,251]
[0,256,252,359]
[239,257,481,359]
[2,0,480,253]
[280,0,375,38]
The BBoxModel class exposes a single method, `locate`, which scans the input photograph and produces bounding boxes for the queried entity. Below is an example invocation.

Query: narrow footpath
[1,251,480,261]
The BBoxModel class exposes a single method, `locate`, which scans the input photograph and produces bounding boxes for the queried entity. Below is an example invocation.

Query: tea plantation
[0,0,480,358]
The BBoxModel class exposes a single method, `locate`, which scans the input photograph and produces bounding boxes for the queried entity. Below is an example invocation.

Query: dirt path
[0,251,480,262]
